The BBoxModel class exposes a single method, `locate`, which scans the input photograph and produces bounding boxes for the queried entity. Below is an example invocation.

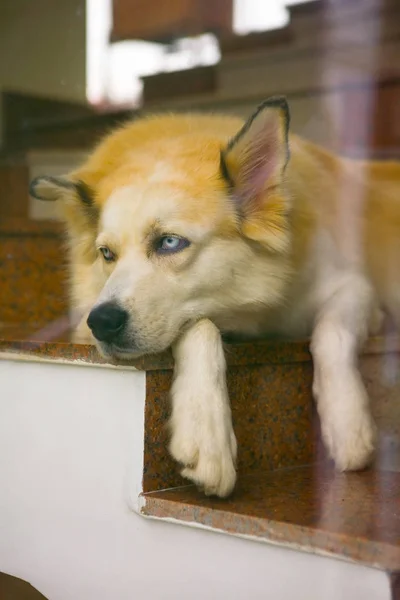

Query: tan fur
[65,114,400,336]
[31,100,400,497]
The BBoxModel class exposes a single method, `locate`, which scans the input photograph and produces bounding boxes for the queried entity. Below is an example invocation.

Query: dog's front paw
[323,410,376,471]
[170,427,237,498]
[169,402,237,498]
[319,381,377,471]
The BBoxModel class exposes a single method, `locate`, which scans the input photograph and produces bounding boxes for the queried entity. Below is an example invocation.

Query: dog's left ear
[220,96,290,252]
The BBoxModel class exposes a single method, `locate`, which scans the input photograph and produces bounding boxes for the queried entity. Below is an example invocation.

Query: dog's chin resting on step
[30,96,398,497]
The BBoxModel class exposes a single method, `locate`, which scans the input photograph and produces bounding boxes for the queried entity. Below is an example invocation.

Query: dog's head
[30,97,291,358]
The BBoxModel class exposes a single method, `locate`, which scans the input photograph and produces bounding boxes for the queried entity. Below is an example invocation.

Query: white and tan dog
[31,97,400,497]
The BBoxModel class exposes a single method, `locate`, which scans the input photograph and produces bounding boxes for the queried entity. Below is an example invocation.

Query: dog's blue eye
[156,235,190,255]
[99,246,116,262]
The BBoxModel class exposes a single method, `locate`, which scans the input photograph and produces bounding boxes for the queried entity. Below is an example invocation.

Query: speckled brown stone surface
[0,230,67,325]
[0,335,313,369]
[361,354,400,473]
[0,333,315,370]
[142,464,400,570]
[0,572,48,599]
[0,337,175,369]
[0,165,30,219]
[1,333,398,369]
[142,362,320,493]
[0,218,62,235]
[143,370,177,489]
[0,323,71,342]
[392,572,400,599]
[141,339,400,492]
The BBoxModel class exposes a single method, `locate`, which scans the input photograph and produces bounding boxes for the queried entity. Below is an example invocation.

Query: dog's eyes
[155,235,190,255]
[99,246,116,262]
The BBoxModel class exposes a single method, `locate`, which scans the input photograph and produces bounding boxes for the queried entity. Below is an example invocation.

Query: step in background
[0,220,67,331]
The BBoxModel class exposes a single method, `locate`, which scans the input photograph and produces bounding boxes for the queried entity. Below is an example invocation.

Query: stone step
[1,333,399,595]
[2,334,400,485]
[141,464,400,572]
[0,219,67,328]
[0,572,47,600]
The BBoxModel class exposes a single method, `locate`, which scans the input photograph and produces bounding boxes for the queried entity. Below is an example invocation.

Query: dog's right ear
[30,175,98,259]
[30,175,93,206]
[30,175,98,227]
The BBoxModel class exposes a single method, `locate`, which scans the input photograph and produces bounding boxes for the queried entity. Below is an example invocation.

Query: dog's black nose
[87,302,128,343]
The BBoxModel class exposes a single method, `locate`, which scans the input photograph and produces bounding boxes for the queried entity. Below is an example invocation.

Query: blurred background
[0,0,399,333]
[0,0,399,162]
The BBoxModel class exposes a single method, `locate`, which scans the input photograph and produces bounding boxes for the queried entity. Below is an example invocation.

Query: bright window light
[86,0,315,108]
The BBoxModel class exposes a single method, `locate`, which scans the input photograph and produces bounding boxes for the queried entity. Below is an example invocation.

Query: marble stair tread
[0,217,62,235]
[0,323,70,343]
[0,572,48,600]
[0,223,67,326]
[0,335,399,371]
[0,334,311,370]
[141,464,400,571]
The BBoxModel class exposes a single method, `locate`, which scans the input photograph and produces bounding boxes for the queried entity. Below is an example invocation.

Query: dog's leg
[310,274,377,470]
[169,318,237,497]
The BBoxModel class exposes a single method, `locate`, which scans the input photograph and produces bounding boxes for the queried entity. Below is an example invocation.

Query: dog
[30,96,400,498]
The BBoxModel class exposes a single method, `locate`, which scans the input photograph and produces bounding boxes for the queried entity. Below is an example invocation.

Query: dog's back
[279,135,400,334]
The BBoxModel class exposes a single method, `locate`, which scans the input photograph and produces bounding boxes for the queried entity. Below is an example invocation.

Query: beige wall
[0,0,86,103]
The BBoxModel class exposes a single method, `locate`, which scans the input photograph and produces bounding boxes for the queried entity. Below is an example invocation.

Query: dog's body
[31,98,400,497]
